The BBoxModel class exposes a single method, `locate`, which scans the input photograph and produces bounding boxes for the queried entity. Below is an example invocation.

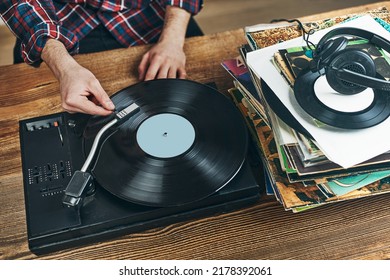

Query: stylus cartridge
[62,170,93,208]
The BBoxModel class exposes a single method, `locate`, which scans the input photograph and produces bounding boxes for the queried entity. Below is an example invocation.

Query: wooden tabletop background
[1,2,390,260]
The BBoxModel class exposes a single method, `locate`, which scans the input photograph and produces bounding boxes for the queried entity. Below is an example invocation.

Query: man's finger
[177,67,187,79]
[89,80,115,111]
[144,61,161,81]
[157,65,171,79]
[78,98,113,115]
[168,67,178,79]
[138,53,150,80]
[64,95,113,116]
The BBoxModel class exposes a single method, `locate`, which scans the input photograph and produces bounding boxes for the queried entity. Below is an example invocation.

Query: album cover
[272,51,295,87]
[221,58,259,101]
[245,7,390,50]
[322,170,390,196]
[221,57,267,123]
[291,131,326,167]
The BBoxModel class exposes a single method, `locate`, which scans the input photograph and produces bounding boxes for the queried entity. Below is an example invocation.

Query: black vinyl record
[294,70,390,129]
[260,79,313,138]
[83,79,248,207]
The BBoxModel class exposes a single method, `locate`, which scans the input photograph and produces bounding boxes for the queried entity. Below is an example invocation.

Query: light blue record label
[136,113,195,158]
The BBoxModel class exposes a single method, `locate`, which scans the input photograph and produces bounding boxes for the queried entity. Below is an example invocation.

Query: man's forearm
[158,6,191,46]
[41,39,79,80]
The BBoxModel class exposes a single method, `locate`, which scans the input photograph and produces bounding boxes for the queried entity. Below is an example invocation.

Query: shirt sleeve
[0,1,79,66]
[161,0,203,15]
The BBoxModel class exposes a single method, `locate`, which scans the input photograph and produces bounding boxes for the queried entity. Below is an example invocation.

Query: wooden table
[1,2,390,260]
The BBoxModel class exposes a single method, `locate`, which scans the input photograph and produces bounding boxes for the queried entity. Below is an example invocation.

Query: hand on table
[137,5,191,81]
[138,40,187,81]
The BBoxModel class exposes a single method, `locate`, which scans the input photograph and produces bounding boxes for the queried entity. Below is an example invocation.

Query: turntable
[19,79,262,254]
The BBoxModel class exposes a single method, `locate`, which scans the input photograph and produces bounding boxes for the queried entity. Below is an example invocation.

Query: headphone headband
[315,27,390,55]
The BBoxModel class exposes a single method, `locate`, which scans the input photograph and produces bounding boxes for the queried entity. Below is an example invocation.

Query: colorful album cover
[221,58,259,100]
[245,7,390,50]
[323,170,390,196]
[222,57,268,123]
[272,51,295,87]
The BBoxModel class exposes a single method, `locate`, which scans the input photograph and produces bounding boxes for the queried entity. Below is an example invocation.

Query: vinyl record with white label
[83,79,248,207]
[294,69,390,129]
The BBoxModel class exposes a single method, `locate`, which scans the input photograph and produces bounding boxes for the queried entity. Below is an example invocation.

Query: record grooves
[83,79,248,207]
[294,70,390,129]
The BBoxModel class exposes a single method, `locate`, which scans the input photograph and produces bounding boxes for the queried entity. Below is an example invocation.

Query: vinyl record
[83,79,248,207]
[260,79,313,138]
[294,70,390,129]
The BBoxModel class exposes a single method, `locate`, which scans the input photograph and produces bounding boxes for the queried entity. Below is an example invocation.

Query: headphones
[310,27,390,94]
[293,27,390,129]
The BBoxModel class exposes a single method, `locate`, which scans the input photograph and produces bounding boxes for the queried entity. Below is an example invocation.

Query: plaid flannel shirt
[0,0,202,65]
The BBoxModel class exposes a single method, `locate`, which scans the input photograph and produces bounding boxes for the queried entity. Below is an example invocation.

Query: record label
[136,113,195,158]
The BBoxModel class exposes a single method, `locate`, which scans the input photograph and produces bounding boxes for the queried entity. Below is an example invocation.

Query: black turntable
[19,79,262,254]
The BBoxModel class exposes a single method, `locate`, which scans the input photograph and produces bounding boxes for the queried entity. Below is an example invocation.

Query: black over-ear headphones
[294,27,390,129]
[311,27,390,94]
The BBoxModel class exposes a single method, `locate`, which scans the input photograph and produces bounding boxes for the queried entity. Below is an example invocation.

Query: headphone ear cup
[325,49,376,95]
[313,37,349,70]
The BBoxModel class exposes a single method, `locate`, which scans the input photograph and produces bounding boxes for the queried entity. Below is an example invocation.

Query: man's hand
[138,39,186,80]
[138,6,191,81]
[57,62,115,115]
[42,39,115,115]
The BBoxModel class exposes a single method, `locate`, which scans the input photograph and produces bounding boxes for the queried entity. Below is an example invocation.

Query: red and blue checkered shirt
[0,0,203,65]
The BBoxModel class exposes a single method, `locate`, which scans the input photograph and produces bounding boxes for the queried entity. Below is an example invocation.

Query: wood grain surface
[1,2,390,260]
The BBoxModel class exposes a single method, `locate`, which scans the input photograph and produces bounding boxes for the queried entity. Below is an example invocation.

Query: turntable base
[20,111,260,254]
